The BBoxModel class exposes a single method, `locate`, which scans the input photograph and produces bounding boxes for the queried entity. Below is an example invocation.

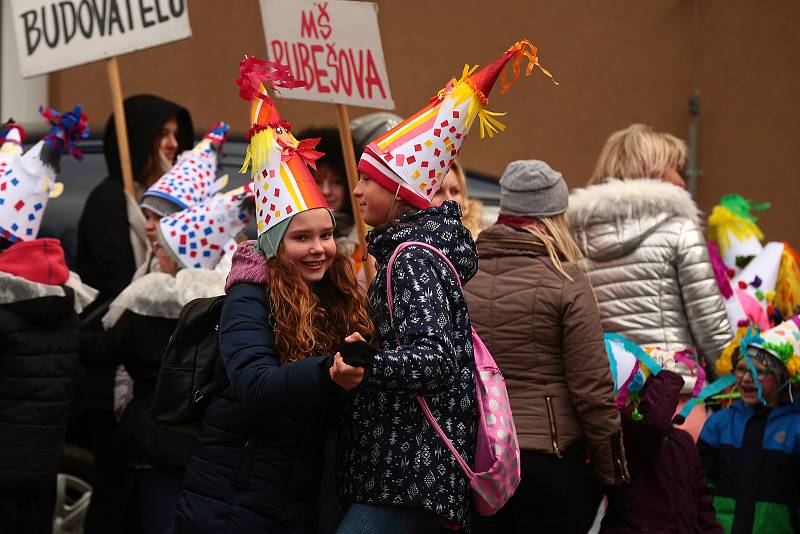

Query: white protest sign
[10,0,192,78]
[260,0,394,109]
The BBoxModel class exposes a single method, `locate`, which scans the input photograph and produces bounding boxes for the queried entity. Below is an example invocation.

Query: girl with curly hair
[175,58,373,533]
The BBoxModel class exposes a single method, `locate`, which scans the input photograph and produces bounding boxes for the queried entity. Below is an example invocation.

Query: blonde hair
[589,124,687,185]
[449,160,485,237]
[521,212,583,281]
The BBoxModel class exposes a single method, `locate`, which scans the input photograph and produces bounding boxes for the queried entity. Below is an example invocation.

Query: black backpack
[151,295,229,424]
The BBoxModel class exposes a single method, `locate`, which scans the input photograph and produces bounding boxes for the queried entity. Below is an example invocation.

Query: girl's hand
[330,353,365,390]
[345,332,366,343]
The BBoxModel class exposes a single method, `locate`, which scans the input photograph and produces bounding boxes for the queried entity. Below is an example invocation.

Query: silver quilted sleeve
[674,218,734,371]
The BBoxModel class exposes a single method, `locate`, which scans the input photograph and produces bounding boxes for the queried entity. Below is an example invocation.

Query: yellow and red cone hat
[236,57,328,243]
[358,40,556,209]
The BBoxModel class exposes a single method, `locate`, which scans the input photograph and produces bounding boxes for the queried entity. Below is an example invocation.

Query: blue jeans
[336,503,444,534]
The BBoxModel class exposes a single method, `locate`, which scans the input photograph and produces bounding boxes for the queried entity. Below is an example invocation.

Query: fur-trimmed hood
[102,269,226,329]
[568,179,702,262]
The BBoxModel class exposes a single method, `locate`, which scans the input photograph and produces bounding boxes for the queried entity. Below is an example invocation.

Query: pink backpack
[386,241,521,516]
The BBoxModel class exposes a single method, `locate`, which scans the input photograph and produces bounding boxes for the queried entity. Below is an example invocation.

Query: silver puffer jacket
[568,179,733,386]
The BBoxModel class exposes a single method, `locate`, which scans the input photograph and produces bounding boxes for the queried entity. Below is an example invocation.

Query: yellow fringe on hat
[708,205,765,253]
[444,65,509,140]
[716,327,749,376]
[240,127,280,179]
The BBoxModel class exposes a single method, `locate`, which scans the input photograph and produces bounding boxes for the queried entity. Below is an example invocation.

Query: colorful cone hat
[603,333,668,419]
[0,105,88,242]
[358,40,556,209]
[158,184,254,270]
[236,56,328,239]
[142,121,231,211]
[708,194,770,272]
[0,121,25,157]
[708,240,750,334]
[775,243,800,321]
[750,315,800,382]
[732,241,784,330]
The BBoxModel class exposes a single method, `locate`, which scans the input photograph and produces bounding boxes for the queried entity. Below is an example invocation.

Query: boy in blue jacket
[698,316,800,534]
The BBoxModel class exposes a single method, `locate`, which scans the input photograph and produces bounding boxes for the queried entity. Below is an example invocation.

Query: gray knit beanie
[499,160,568,217]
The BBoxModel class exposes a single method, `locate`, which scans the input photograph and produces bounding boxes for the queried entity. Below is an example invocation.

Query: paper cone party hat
[158,184,254,270]
[603,333,665,413]
[708,240,750,334]
[732,241,784,330]
[775,243,800,321]
[142,122,230,211]
[358,40,556,209]
[0,121,25,156]
[749,315,800,381]
[0,105,88,242]
[236,56,328,240]
[708,194,770,272]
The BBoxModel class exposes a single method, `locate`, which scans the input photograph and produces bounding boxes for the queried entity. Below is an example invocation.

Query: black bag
[151,295,229,424]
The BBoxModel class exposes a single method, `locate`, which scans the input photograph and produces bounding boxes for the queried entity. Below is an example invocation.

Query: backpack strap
[385,241,475,480]
[386,242,463,315]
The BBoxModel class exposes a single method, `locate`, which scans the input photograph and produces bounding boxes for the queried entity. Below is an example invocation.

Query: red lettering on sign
[297,42,313,84]
[326,43,340,92]
[316,2,331,39]
[300,9,318,38]
[270,40,286,66]
[365,49,386,99]
[348,49,364,98]
[310,44,330,93]
[339,49,352,96]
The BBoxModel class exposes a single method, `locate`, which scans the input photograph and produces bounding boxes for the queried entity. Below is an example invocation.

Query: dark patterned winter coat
[339,201,478,528]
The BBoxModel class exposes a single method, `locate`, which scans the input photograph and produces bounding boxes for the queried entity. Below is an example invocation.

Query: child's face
[352,174,398,227]
[280,208,336,282]
[734,358,780,407]
[143,208,161,247]
[314,165,347,213]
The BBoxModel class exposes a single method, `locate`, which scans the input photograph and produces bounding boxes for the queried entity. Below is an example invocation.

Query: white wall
[1,0,48,125]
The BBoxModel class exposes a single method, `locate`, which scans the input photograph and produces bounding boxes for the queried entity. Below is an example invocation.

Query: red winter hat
[0,237,69,285]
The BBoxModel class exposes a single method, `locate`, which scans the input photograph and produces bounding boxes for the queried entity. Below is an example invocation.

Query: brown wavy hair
[265,253,374,363]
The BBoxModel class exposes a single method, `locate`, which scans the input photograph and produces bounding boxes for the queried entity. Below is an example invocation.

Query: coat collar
[475,223,550,259]
[568,178,701,228]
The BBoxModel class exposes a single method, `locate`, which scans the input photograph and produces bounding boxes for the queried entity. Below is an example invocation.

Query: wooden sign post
[335,103,373,280]
[261,0,395,282]
[106,58,135,197]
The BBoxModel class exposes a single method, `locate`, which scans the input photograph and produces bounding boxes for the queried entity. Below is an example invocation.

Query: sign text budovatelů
[10,0,192,79]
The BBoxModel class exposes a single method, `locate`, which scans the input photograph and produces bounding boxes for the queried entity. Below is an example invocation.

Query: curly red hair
[265,254,374,363]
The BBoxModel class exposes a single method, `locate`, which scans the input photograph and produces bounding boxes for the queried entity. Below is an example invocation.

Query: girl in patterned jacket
[337,39,555,533]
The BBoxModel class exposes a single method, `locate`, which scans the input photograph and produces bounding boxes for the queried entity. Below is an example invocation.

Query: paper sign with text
[10,0,192,78]
[260,0,394,109]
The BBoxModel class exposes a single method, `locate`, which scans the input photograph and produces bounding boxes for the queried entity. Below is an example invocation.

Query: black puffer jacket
[83,310,193,470]
[0,284,79,493]
[339,201,478,528]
